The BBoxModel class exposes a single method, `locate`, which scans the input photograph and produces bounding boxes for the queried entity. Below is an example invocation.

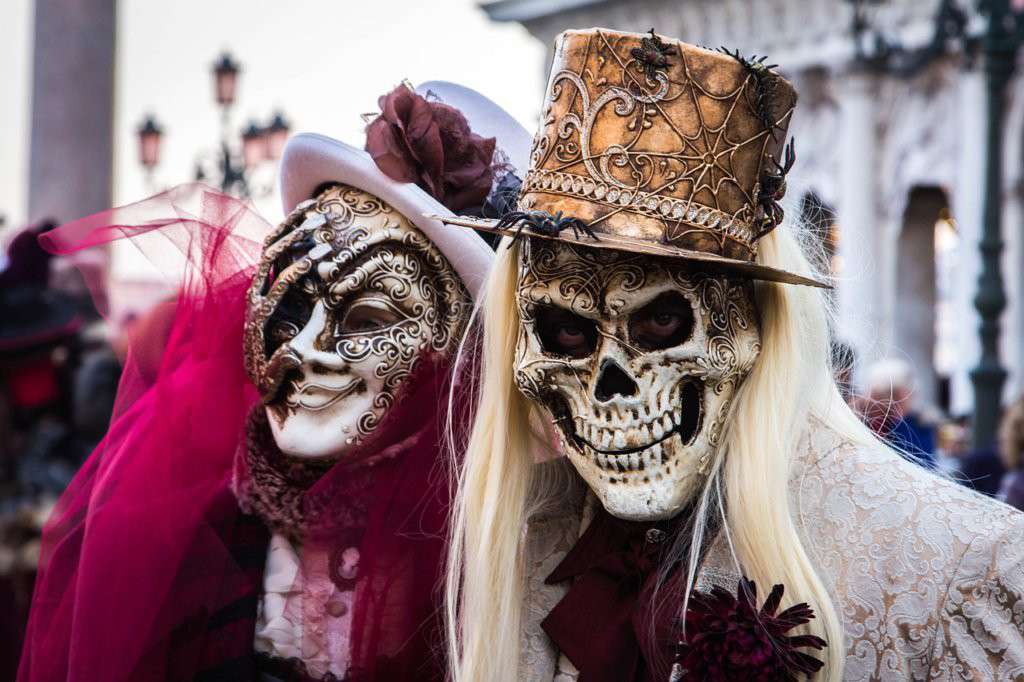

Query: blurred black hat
[0,220,82,353]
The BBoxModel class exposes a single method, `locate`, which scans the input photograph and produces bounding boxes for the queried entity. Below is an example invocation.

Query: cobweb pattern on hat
[434,28,827,288]
[520,29,795,262]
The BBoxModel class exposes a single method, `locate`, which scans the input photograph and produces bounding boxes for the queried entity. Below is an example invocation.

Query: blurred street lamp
[212,52,241,107]
[137,51,290,200]
[242,122,267,168]
[136,115,163,171]
[266,112,291,161]
[848,0,890,64]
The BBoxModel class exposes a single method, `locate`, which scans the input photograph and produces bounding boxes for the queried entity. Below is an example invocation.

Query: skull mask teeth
[514,238,761,520]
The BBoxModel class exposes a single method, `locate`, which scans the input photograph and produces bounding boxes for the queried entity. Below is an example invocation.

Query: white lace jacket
[520,423,1024,681]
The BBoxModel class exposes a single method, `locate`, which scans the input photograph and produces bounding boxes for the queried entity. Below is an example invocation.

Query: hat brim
[432,215,831,289]
[280,133,495,300]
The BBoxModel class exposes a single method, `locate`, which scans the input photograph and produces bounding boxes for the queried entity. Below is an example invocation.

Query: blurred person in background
[934,419,969,476]
[862,358,937,468]
[954,412,1008,497]
[999,397,1024,511]
[0,220,96,497]
[0,219,96,680]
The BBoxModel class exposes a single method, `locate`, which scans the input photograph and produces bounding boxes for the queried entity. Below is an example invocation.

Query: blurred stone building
[484,0,1024,416]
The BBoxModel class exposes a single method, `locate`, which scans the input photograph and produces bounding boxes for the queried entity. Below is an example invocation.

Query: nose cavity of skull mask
[513,237,761,520]
[243,183,471,453]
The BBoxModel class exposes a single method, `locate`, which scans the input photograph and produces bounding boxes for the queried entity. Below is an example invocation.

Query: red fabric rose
[365,85,496,213]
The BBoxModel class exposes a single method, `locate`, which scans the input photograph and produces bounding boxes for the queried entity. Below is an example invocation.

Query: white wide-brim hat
[279,81,531,300]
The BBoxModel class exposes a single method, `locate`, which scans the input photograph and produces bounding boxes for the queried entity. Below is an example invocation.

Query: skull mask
[244,183,470,460]
[514,238,761,520]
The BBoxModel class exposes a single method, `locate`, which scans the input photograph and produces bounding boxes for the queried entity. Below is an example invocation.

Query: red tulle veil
[18,185,462,681]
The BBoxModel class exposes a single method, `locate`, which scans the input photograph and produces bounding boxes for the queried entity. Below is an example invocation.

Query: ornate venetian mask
[514,238,761,520]
[245,184,470,460]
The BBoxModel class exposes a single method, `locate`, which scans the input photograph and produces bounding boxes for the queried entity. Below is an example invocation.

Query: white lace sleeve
[927,516,1024,680]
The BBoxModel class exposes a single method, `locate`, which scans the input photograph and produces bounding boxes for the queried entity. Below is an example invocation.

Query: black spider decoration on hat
[496,210,600,243]
[718,47,785,140]
[631,29,676,81]
[755,138,795,237]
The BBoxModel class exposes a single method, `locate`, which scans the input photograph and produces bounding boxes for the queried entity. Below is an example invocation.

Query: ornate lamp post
[970,0,1023,449]
[135,51,290,200]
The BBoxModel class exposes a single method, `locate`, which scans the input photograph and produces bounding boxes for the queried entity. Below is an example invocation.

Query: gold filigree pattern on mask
[244,184,470,449]
[513,237,760,519]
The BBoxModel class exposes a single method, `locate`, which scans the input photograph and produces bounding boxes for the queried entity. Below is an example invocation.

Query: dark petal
[432,103,474,158]
[403,96,445,181]
[444,162,490,193]
[761,583,785,617]
[444,143,490,185]
[367,84,453,202]
[786,634,827,650]
[441,139,495,211]
[737,577,757,604]
[378,85,419,142]
[365,119,419,183]
[687,593,710,611]
[376,84,407,123]
[443,166,493,213]
[775,603,816,628]
[425,102,499,212]
[789,650,826,673]
[630,47,644,60]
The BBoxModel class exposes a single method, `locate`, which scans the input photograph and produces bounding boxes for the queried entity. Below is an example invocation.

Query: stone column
[949,67,987,416]
[28,0,116,224]
[835,71,883,383]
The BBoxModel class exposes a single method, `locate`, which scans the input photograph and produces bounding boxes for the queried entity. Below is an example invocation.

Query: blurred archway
[895,185,956,414]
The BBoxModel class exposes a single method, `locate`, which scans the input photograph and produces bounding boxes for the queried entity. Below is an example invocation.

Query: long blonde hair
[446,222,881,681]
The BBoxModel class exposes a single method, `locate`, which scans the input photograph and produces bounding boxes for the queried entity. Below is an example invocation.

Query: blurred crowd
[1,220,1024,675]
[835,344,1024,509]
[0,220,123,678]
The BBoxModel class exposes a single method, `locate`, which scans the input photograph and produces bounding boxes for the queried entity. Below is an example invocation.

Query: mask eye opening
[533,304,599,359]
[628,291,695,351]
[336,297,407,336]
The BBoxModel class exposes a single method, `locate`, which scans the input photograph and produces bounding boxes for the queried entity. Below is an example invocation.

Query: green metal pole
[971,0,1016,449]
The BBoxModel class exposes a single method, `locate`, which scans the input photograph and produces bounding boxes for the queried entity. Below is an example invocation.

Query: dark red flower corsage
[673,578,827,681]
[365,84,496,213]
